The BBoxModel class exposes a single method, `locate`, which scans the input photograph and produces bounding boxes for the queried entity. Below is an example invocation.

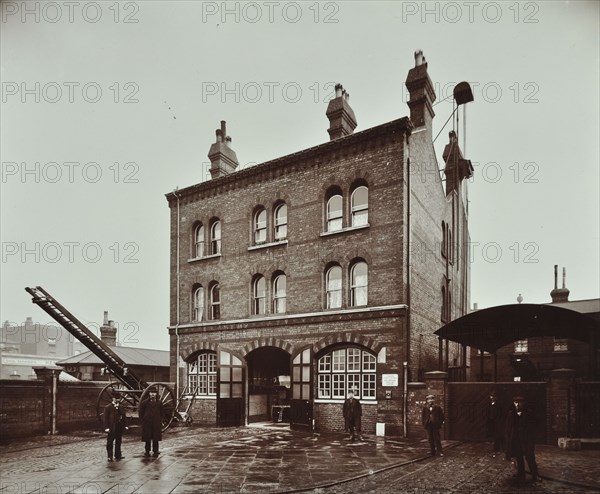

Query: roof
[545,299,600,321]
[434,303,600,353]
[56,346,169,367]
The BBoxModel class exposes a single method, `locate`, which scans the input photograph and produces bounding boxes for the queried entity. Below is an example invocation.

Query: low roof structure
[57,346,169,367]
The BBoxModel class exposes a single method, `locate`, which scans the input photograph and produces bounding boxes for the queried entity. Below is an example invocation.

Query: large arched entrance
[246,346,291,424]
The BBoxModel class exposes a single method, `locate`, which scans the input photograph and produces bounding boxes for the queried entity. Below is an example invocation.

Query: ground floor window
[187,352,217,395]
[317,346,376,399]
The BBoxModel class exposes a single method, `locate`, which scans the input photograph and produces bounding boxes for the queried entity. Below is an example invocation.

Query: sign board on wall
[382,373,398,387]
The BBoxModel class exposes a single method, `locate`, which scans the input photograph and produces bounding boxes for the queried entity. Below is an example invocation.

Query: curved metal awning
[434,303,600,353]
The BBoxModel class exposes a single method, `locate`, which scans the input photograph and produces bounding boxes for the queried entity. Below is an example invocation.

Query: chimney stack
[208,120,239,179]
[550,265,570,303]
[100,311,117,346]
[405,50,436,131]
[326,83,357,140]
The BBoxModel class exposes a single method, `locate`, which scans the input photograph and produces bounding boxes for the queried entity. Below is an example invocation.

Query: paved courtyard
[1,424,598,493]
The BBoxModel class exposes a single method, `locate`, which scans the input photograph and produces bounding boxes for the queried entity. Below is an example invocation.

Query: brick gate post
[33,365,62,435]
[424,371,448,439]
[548,368,576,446]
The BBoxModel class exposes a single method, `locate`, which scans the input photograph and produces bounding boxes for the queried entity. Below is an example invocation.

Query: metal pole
[403,361,408,437]
[51,370,58,435]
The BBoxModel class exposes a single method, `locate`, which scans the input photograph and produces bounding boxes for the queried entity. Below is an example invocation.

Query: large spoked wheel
[96,382,136,425]
[140,383,176,432]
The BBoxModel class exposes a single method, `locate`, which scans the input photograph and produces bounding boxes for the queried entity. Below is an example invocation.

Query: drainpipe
[51,369,58,435]
[405,133,412,437]
[173,187,181,399]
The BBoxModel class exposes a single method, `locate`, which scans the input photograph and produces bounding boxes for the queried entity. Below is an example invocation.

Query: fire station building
[165,52,473,435]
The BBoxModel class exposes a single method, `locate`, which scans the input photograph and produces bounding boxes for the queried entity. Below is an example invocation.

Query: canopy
[434,303,600,353]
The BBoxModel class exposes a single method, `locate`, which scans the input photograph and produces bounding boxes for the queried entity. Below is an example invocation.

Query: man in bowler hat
[506,396,541,483]
[139,387,163,457]
[422,394,444,456]
[103,390,128,462]
[343,389,363,441]
[486,391,505,457]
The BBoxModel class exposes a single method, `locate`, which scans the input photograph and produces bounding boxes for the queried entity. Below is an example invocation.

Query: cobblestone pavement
[1,425,598,493]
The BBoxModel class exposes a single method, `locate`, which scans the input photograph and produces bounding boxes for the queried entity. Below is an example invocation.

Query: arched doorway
[246,346,291,423]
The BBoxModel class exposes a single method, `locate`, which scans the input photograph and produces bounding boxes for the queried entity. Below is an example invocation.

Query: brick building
[165,52,473,435]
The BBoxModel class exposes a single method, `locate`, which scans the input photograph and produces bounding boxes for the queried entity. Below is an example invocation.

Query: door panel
[217,350,245,427]
[290,347,313,429]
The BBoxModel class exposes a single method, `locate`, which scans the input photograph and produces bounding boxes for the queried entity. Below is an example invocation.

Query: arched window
[273,273,287,314]
[194,224,205,258]
[209,282,220,320]
[441,221,447,258]
[274,203,288,241]
[252,275,266,315]
[326,194,343,232]
[192,285,204,321]
[187,352,217,395]
[210,220,221,255]
[326,265,342,309]
[253,208,267,244]
[351,186,368,227]
[350,261,368,307]
[317,346,376,400]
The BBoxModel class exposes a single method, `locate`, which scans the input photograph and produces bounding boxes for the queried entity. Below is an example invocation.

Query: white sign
[382,374,398,387]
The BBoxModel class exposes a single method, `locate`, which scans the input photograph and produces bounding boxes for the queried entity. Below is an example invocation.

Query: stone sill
[320,223,370,237]
[187,253,221,263]
[247,240,288,251]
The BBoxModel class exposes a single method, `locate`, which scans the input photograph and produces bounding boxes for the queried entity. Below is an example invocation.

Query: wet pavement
[1,423,599,493]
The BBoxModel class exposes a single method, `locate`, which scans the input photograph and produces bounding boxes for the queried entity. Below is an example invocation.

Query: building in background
[0,317,85,380]
[166,52,473,435]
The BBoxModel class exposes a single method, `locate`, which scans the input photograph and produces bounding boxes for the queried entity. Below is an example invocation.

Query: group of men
[345,390,541,484]
[103,387,164,462]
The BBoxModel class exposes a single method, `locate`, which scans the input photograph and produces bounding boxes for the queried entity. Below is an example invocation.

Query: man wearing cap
[422,394,445,456]
[506,396,541,483]
[103,390,128,462]
[139,387,163,457]
[343,389,363,441]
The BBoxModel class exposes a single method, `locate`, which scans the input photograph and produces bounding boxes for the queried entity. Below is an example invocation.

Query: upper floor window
[350,261,368,307]
[441,284,450,323]
[209,282,220,320]
[554,338,568,352]
[515,339,528,353]
[187,352,217,395]
[441,221,447,258]
[193,285,204,322]
[351,186,368,227]
[194,224,205,258]
[326,194,343,232]
[253,208,267,244]
[273,273,287,314]
[252,275,266,315]
[274,203,288,241]
[317,346,376,400]
[210,220,221,255]
[326,265,342,309]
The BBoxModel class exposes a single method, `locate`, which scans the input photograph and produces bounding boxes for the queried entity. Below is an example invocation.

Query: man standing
[103,390,128,462]
[139,387,163,457]
[343,389,363,441]
[486,391,505,457]
[506,396,541,483]
[422,394,444,456]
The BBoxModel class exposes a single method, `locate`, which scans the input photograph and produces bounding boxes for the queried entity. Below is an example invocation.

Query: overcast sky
[1,0,598,351]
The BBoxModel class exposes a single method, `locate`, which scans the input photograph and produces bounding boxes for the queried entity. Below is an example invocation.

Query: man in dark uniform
[103,390,128,462]
[139,387,163,457]
[506,396,541,483]
[343,389,363,441]
[422,394,445,456]
[486,391,505,457]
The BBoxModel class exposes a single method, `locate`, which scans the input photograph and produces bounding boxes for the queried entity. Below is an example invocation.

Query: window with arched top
[253,208,267,244]
[192,285,204,321]
[210,220,221,255]
[326,194,343,232]
[351,186,368,227]
[274,203,288,241]
[350,261,368,307]
[317,346,376,400]
[273,273,287,314]
[252,275,266,315]
[194,224,205,258]
[209,282,220,320]
[326,265,342,309]
[187,352,217,395]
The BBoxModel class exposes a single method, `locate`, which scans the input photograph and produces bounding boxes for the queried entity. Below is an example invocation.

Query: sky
[1,1,599,351]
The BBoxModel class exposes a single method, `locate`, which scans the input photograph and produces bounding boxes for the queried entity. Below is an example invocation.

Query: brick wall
[313,402,378,434]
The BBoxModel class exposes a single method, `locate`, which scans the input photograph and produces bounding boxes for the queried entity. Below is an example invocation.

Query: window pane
[232,367,242,381]
[327,195,343,231]
[302,348,310,363]
[254,209,266,243]
[347,348,360,371]
[232,384,243,398]
[347,374,360,396]
[253,276,266,314]
[362,374,376,398]
[332,374,345,398]
[220,384,230,398]
[351,262,368,307]
[273,275,287,314]
[351,187,368,227]
[327,266,342,309]
[208,354,217,373]
[318,354,331,372]
[220,351,231,365]
[293,366,300,381]
[195,225,205,257]
[332,349,345,371]
[302,384,310,399]
[318,374,330,398]
[302,366,310,382]
[275,204,288,240]
[220,367,231,381]
[293,385,301,400]
[363,352,376,371]
[208,375,216,395]
[232,355,242,366]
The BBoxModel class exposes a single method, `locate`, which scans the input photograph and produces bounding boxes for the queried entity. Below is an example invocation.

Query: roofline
[165,117,413,203]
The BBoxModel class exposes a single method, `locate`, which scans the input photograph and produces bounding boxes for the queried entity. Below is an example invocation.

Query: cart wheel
[96,383,134,426]
[140,383,176,431]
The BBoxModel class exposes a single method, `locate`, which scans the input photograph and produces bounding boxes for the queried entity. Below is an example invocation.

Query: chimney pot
[220,120,227,142]
[414,49,424,66]
[335,84,343,98]
[103,311,108,325]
